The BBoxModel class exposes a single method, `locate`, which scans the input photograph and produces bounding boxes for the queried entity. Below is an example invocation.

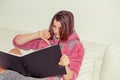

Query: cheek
[53,28,59,34]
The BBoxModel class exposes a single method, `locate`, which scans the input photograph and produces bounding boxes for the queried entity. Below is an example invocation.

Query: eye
[53,25,56,28]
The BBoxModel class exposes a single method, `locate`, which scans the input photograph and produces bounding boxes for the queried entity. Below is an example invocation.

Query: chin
[55,36,60,39]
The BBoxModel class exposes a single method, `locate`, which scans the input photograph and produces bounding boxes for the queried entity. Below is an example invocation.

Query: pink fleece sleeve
[69,42,85,80]
[13,35,48,50]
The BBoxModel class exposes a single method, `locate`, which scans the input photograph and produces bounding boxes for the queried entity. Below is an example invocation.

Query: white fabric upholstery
[0,27,30,53]
[77,41,108,80]
[100,43,120,80]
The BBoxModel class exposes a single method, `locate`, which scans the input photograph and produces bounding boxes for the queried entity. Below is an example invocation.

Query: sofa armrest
[100,43,120,80]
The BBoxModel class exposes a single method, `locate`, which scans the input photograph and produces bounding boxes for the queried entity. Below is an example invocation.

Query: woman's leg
[0,70,50,80]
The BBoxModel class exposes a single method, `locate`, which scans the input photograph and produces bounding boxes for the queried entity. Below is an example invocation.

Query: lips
[54,34,59,38]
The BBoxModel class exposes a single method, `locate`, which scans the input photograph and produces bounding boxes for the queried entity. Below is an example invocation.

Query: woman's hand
[59,54,74,80]
[59,54,70,66]
[37,29,51,45]
[37,29,51,39]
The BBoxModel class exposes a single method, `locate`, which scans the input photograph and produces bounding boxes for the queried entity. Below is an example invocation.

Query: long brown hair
[49,10,74,41]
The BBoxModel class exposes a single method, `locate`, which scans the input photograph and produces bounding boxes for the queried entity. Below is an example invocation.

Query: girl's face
[53,19,61,39]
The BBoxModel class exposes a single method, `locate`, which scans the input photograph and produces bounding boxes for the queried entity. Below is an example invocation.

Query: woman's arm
[63,66,73,80]
[15,30,51,45]
[15,32,39,45]
[59,42,84,80]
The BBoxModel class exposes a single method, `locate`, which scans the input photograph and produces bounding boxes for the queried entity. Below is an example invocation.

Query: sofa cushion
[100,43,120,80]
[77,40,108,80]
[0,27,29,52]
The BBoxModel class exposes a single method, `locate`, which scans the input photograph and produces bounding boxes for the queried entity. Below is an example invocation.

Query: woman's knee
[0,67,5,74]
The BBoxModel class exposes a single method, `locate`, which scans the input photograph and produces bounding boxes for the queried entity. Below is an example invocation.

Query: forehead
[53,19,61,28]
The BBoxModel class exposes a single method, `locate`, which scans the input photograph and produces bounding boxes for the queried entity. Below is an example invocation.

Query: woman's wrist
[65,65,69,70]
[33,31,41,39]
[63,66,74,80]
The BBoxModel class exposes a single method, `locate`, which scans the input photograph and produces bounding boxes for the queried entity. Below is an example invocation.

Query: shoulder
[69,39,84,50]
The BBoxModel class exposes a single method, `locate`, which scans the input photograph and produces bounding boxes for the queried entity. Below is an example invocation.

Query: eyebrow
[53,24,55,27]
[53,25,61,28]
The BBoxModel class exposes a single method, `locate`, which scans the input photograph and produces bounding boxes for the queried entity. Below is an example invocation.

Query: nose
[54,28,58,34]
[54,29,57,33]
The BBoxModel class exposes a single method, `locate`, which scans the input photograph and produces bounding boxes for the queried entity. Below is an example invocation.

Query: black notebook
[0,45,66,78]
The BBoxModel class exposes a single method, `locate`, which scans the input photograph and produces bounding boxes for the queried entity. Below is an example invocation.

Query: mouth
[54,34,59,39]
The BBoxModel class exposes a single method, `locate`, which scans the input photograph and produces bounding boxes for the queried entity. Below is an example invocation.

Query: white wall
[0,0,120,43]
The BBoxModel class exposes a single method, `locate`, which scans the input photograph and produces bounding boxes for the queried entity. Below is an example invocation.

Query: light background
[0,0,120,43]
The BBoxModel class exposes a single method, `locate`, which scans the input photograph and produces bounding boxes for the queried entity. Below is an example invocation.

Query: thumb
[42,38,50,46]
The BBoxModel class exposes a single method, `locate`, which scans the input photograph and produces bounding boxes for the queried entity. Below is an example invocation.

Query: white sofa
[0,27,120,80]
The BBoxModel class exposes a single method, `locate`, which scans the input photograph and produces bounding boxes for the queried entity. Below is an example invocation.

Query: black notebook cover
[0,45,66,78]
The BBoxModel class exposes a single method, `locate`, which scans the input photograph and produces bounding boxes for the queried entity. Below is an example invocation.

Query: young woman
[0,10,84,80]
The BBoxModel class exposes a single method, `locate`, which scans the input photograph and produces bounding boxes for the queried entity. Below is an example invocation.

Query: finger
[58,61,62,65]
[60,55,70,66]
[46,31,51,38]
[43,38,50,46]
[58,61,64,66]
[60,54,66,61]
[43,30,50,39]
